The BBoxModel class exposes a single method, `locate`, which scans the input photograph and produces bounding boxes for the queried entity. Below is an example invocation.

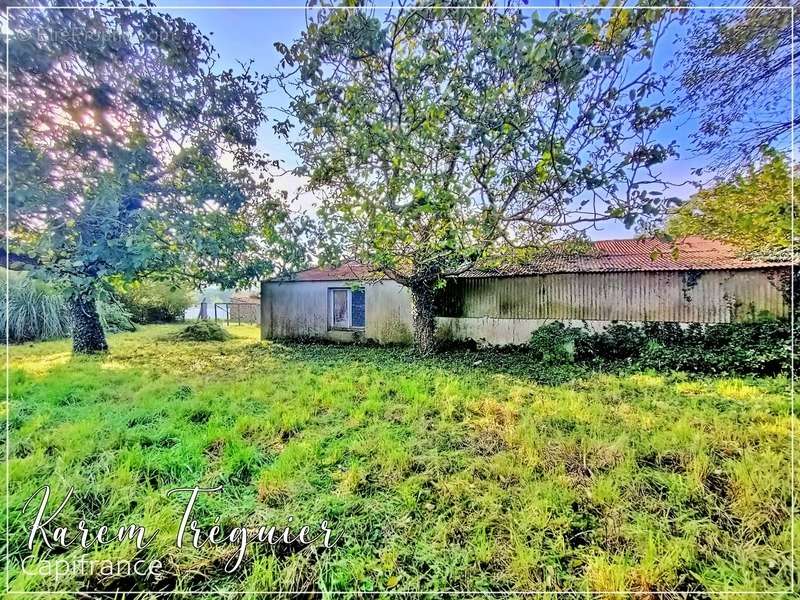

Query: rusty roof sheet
[275,237,792,282]
[462,237,792,277]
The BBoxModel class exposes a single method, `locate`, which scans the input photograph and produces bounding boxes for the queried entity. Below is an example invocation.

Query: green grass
[4,324,796,595]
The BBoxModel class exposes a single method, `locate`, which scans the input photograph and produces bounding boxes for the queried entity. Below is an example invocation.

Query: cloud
[272,171,319,214]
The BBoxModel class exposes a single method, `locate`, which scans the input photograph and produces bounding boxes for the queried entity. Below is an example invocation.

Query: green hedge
[529,319,790,377]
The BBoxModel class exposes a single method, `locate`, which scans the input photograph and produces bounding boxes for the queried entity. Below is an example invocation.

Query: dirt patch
[543,441,625,482]
[468,429,509,456]
[205,438,225,459]
[637,451,686,473]
[704,468,731,500]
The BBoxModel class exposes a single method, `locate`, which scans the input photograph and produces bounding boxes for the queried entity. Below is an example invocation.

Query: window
[328,287,366,330]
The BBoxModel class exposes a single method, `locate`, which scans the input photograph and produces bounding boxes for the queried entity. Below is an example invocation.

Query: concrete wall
[262,267,789,347]
[261,279,413,344]
[435,317,620,347]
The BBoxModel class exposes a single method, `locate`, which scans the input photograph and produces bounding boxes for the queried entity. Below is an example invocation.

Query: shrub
[528,321,585,364]
[98,301,137,336]
[116,279,194,324]
[172,321,232,342]
[1,271,135,343]
[574,323,648,364]
[638,319,790,376]
[531,318,790,377]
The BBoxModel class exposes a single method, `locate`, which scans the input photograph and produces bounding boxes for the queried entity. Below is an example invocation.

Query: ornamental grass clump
[2,270,134,343]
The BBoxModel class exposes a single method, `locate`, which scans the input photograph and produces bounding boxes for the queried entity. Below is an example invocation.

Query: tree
[3,2,298,353]
[113,277,194,324]
[678,1,796,169]
[274,3,678,353]
[666,150,793,253]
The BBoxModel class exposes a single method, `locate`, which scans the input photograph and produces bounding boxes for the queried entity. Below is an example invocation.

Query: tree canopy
[666,150,793,254]
[3,2,301,352]
[678,1,796,169]
[274,3,678,351]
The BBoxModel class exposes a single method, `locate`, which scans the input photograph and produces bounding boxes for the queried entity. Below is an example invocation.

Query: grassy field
[4,324,796,596]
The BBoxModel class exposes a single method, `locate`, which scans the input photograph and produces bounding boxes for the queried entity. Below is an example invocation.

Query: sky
[144,1,784,241]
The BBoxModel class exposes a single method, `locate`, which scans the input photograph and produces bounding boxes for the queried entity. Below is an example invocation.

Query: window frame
[327,286,366,331]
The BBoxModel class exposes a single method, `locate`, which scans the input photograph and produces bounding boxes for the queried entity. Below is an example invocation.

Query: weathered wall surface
[261,279,413,344]
[228,302,260,325]
[436,269,788,324]
[365,280,414,343]
[263,268,789,346]
[435,317,619,347]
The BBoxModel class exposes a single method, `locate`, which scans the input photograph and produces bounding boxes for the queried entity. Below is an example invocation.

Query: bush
[99,301,137,336]
[638,320,790,376]
[1,271,135,343]
[117,279,193,324]
[172,321,231,342]
[528,321,584,364]
[574,323,648,364]
[531,318,790,377]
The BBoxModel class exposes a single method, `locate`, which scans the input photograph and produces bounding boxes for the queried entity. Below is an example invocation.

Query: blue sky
[153,1,780,240]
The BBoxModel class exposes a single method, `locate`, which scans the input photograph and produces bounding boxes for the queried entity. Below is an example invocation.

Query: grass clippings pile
[171,320,232,342]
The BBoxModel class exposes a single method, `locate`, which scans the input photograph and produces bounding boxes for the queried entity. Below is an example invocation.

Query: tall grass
[6,325,794,593]
[2,271,70,342]
[1,270,134,342]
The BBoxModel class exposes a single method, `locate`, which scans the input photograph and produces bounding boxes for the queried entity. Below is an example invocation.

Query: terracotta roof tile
[281,261,378,282]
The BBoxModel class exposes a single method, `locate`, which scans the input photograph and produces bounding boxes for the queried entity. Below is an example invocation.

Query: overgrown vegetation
[529,319,791,377]
[665,150,793,253]
[7,325,793,594]
[275,6,679,353]
[171,321,232,342]
[115,278,194,324]
[2,270,135,343]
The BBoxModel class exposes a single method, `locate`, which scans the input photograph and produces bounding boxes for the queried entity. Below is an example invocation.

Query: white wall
[261,279,413,344]
[435,317,617,347]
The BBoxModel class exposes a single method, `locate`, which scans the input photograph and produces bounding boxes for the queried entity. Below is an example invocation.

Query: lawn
[4,324,796,595]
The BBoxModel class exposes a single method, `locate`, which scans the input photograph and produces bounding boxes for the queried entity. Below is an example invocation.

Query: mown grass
[4,324,796,596]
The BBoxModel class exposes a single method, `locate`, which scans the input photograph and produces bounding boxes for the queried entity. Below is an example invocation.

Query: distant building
[260,237,792,347]
[185,287,260,322]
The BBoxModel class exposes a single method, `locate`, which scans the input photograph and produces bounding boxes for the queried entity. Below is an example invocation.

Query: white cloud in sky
[273,171,318,214]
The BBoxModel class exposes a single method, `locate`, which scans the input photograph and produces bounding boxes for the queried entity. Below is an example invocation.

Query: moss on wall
[379,319,413,345]
[434,320,455,343]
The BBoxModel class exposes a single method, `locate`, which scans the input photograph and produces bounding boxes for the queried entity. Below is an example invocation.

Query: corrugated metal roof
[276,237,792,281]
[461,236,792,277]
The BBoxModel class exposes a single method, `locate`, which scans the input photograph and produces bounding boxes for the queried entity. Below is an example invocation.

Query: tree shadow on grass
[254,340,593,386]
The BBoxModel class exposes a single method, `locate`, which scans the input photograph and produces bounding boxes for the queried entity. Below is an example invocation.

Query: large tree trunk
[70,291,108,354]
[409,282,437,355]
